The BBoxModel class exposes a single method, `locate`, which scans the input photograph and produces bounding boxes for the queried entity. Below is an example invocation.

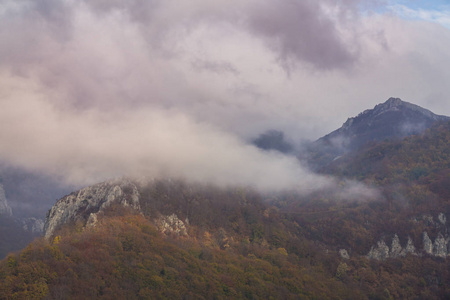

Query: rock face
[44,179,141,238]
[367,240,390,260]
[438,213,446,225]
[22,218,45,233]
[421,231,450,258]
[368,235,418,260]
[390,234,403,258]
[339,249,350,260]
[404,238,417,255]
[433,233,447,257]
[156,214,188,236]
[367,214,450,260]
[423,232,433,255]
[0,184,12,216]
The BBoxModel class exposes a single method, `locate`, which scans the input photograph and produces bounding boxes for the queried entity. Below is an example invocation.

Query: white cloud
[0,0,449,195]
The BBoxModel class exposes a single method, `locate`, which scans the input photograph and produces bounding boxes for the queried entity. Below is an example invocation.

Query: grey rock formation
[0,184,12,216]
[156,214,188,236]
[367,240,390,260]
[44,179,141,238]
[339,249,350,260]
[368,235,419,260]
[420,231,450,258]
[22,217,44,233]
[433,233,447,258]
[438,213,446,225]
[390,234,403,258]
[403,237,417,256]
[423,232,433,255]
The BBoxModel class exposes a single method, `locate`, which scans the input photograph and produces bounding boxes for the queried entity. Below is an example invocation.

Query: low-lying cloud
[0,0,449,200]
[0,79,332,192]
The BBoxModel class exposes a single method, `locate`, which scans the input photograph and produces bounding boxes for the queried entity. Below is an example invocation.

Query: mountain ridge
[307,97,450,168]
[321,97,449,146]
[2,98,450,299]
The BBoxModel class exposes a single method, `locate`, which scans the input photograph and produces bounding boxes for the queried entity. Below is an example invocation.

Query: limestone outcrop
[22,217,45,233]
[44,179,141,238]
[367,240,390,260]
[0,184,12,216]
[367,213,450,260]
[156,214,188,236]
[367,235,417,260]
[424,232,449,258]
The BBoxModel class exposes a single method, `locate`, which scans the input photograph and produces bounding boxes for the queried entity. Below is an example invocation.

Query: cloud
[244,0,361,70]
[0,0,449,199]
[0,72,334,193]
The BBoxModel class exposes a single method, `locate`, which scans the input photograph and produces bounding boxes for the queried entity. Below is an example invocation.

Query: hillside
[2,195,450,299]
[1,107,450,299]
[284,121,450,254]
[2,143,450,300]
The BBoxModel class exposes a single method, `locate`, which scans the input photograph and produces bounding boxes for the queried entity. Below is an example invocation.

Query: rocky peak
[374,97,403,111]
[310,98,450,167]
[334,98,449,140]
[0,183,12,216]
[44,178,141,238]
[371,98,445,120]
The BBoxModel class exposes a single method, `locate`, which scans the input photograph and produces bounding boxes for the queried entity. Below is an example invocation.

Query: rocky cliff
[22,217,45,233]
[367,213,449,260]
[0,184,12,216]
[44,179,141,238]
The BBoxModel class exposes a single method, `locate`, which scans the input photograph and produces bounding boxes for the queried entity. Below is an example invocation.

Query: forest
[0,121,449,299]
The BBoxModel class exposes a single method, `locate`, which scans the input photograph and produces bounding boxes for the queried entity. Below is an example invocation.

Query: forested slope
[1,122,450,299]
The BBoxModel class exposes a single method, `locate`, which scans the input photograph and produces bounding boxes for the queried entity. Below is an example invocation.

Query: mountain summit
[308,97,450,167]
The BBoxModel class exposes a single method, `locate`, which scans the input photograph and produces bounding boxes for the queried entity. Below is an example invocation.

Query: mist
[0,0,449,205]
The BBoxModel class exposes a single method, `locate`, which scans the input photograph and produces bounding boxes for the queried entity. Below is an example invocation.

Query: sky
[1,0,450,197]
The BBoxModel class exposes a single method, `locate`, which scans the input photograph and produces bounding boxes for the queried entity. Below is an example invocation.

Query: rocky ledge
[366,213,449,260]
[44,179,141,238]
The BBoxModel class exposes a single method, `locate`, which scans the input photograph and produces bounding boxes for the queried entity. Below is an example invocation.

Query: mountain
[0,183,44,258]
[1,101,450,299]
[2,164,450,298]
[252,130,294,153]
[0,166,72,219]
[0,167,72,258]
[307,97,450,168]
